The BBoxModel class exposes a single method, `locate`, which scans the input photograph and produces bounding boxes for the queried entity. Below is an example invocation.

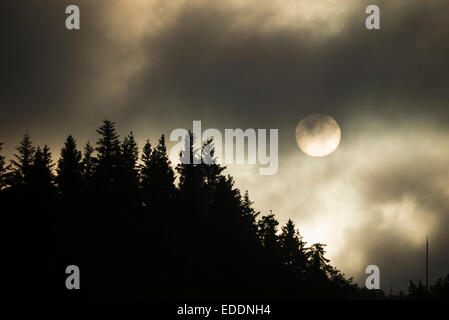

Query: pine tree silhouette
[280,219,308,289]
[81,142,95,192]
[120,131,140,208]
[280,219,307,269]
[29,145,54,196]
[93,119,123,209]
[10,132,35,187]
[94,119,121,194]
[96,120,121,163]
[140,139,152,207]
[140,135,175,208]
[57,135,83,198]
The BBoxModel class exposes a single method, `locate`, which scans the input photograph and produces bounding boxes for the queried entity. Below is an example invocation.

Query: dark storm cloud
[2,1,96,111]
[0,0,131,149]
[121,0,449,129]
[2,0,449,140]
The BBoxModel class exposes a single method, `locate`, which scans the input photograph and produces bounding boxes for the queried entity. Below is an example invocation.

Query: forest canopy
[0,120,437,299]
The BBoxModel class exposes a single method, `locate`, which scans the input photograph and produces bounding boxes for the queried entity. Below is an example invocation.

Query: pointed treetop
[122,131,139,169]
[96,119,121,162]
[56,135,83,193]
[12,132,35,171]
[141,139,152,166]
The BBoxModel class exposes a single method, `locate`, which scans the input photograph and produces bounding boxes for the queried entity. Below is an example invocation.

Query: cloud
[118,0,449,131]
[2,0,449,291]
[3,0,449,144]
[0,0,148,148]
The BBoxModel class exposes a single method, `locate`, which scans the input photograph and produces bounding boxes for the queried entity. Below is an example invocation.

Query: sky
[2,0,449,292]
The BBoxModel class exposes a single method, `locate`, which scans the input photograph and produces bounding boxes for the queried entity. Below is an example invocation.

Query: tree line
[0,120,446,299]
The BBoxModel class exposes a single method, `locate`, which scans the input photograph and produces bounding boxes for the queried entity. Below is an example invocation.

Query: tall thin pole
[426,236,428,294]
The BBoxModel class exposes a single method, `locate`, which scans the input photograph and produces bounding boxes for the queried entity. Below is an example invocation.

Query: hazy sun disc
[295,114,341,157]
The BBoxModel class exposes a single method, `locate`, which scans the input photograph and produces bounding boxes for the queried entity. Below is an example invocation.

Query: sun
[295,114,341,157]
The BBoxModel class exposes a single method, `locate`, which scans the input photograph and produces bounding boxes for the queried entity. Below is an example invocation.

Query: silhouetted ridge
[2,120,447,299]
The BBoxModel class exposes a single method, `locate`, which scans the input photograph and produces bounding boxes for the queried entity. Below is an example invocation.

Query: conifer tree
[81,142,95,187]
[240,191,259,231]
[200,138,225,185]
[10,133,35,186]
[306,242,339,296]
[176,134,226,223]
[96,119,121,169]
[140,139,152,199]
[174,131,205,242]
[280,219,307,269]
[152,135,175,197]
[120,132,139,207]
[121,132,139,175]
[140,135,175,208]
[258,213,280,249]
[176,131,202,191]
[94,120,121,196]
[309,243,331,274]
[30,145,54,194]
[56,135,82,197]
[256,213,284,294]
